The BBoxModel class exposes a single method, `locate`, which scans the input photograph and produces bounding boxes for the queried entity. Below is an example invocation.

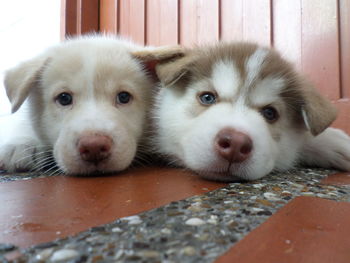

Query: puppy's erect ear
[301,82,337,136]
[131,46,186,80]
[4,56,48,113]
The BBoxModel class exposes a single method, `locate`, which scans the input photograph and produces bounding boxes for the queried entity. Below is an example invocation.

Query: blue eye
[199,92,216,105]
[116,91,132,104]
[56,92,73,106]
[261,106,279,122]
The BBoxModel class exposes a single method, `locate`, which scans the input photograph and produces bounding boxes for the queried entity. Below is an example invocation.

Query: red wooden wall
[62,0,350,133]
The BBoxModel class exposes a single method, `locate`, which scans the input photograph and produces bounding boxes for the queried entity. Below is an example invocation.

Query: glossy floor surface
[0,168,349,262]
[0,167,225,248]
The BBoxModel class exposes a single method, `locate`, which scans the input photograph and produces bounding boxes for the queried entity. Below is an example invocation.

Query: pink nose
[214,128,253,163]
[78,135,113,164]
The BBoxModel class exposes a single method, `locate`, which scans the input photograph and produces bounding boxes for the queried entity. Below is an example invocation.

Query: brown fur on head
[132,46,186,81]
[155,42,337,136]
[151,42,340,181]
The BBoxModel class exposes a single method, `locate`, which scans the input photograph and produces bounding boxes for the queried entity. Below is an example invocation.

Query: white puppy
[152,43,350,181]
[0,35,178,175]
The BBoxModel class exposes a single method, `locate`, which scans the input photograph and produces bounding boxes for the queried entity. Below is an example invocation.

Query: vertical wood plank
[220,0,243,41]
[146,0,178,46]
[119,0,145,45]
[76,0,99,35]
[242,0,271,46]
[339,0,350,98]
[100,0,119,34]
[180,0,219,47]
[272,0,302,69]
[61,0,99,38]
[301,0,340,100]
[60,0,78,39]
[332,101,350,133]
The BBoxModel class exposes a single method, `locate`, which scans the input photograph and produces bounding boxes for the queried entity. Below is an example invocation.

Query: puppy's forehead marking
[245,48,269,86]
[211,60,241,98]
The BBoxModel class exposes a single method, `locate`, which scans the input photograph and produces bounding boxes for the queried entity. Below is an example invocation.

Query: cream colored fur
[0,35,157,175]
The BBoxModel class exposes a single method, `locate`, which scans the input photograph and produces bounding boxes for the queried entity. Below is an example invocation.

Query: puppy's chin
[195,170,246,183]
[193,165,273,182]
[57,159,132,176]
[54,149,135,176]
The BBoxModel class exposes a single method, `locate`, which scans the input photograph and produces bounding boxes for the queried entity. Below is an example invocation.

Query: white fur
[211,61,240,98]
[0,36,152,175]
[301,128,350,171]
[245,48,269,86]
[154,47,350,181]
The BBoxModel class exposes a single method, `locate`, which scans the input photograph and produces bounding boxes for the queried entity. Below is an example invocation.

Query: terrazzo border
[1,168,349,262]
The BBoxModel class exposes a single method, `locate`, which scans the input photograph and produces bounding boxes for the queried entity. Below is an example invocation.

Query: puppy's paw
[0,137,45,172]
[301,128,350,171]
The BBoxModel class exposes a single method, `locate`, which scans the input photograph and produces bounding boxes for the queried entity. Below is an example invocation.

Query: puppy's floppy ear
[4,56,48,113]
[155,55,194,87]
[131,46,186,80]
[301,82,337,136]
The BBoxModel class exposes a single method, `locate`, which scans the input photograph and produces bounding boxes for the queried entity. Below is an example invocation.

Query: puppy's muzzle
[78,134,113,165]
[214,128,253,163]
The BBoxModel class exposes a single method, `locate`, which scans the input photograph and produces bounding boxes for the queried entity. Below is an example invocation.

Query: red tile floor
[0,168,349,262]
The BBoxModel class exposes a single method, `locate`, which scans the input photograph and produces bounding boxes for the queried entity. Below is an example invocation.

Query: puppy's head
[4,36,183,175]
[154,43,337,181]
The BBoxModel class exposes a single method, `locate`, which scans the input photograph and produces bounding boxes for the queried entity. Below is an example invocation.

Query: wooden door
[62,0,350,133]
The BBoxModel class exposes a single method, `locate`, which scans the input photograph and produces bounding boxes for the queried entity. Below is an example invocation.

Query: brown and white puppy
[0,35,179,175]
[152,42,350,181]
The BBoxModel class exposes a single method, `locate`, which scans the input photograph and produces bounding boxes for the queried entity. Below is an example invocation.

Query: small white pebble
[111,227,123,233]
[239,191,245,194]
[122,215,140,221]
[289,182,304,189]
[161,228,172,235]
[207,215,218,225]
[182,246,196,256]
[185,218,205,226]
[263,192,280,201]
[129,218,142,225]
[35,248,54,261]
[86,236,101,243]
[224,210,236,215]
[56,231,61,235]
[252,183,264,189]
[50,249,79,262]
[224,200,233,204]
[285,239,291,244]
[252,207,265,212]
[122,215,142,225]
[301,192,315,196]
[328,192,339,197]
[114,250,124,260]
[316,193,330,198]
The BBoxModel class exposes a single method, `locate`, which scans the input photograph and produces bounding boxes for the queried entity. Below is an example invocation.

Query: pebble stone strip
[1,168,349,263]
